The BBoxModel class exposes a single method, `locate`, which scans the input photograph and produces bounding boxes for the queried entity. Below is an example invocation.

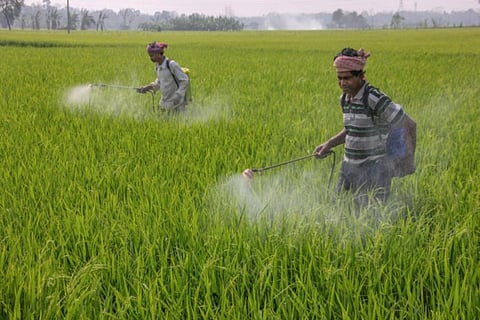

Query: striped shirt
[342,82,404,164]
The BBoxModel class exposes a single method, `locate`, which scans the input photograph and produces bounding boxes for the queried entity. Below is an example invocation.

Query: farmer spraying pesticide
[314,48,416,211]
[137,41,190,113]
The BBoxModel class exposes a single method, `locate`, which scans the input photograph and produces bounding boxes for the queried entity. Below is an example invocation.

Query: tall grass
[0,28,479,318]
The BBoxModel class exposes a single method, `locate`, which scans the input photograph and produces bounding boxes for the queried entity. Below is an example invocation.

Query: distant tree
[80,9,95,30]
[330,9,369,29]
[119,8,138,30]
[415,19,428,29]
[96,11,107,30]
[19,12,25,28]
[49,7,60,29]
[43,0,51,28]
[160,13,243,31]
[139,11,172,31]
[343,11,369,28]
[67,11,79,30]
[332,9,344,28]
[0,0,24,30]
[152,10,173,23]
[138,21,161,31]
[390,11,405,28]
[32,9,40,29]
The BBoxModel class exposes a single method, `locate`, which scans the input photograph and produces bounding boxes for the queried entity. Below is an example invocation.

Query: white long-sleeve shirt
[151,58,189,109]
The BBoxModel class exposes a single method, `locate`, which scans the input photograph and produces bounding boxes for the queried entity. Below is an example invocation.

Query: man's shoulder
[364,83,384,98]
[364,83,393,107]
[166,58,180,67]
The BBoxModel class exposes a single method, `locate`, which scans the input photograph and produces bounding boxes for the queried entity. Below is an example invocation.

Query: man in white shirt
[137,42,189,112]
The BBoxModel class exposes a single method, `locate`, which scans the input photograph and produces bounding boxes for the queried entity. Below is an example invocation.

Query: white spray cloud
[64,85,93,105]
[62,84,151,120]
[262,14,324,30]
[180,93,232,124]
[62,84,232,123]
[209,168,336,224]
[208,165,412,239]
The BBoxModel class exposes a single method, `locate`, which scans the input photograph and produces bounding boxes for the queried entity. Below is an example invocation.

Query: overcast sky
[26,0,479,16]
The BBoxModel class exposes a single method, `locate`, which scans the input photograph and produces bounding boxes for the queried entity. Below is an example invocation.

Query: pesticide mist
[64,85,92,105]
[62,84,155,120]
[62,84,231,123]
[262,14,324,30]
[208,166,412,236]
[209,169,337,224]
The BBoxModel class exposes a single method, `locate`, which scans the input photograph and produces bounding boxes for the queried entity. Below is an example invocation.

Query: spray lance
[242,150,336,187]
[89,83,157,110]
[89,83,140,90]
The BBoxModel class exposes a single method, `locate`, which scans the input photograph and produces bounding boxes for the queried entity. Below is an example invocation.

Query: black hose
[327,150,336,188]
[150,91,156,111]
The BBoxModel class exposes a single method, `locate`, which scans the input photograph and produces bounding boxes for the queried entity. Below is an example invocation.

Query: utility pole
[67,0,70,33]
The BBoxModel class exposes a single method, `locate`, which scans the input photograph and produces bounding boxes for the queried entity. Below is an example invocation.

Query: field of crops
[1,28,479,318]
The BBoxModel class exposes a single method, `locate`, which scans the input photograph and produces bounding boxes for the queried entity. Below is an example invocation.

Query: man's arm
[314,128,346,158]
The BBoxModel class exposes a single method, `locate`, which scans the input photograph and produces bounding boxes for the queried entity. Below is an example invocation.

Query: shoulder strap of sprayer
[165,59,179,88]
[362,83,375,123]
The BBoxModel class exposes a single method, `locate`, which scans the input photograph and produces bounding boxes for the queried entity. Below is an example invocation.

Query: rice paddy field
[0,28,479,319]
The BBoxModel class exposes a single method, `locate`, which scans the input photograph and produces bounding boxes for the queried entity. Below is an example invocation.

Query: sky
[26,0,479,16]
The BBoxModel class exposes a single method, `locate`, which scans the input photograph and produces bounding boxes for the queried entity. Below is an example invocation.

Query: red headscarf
[146,41,168,54]
[334,48,371,72]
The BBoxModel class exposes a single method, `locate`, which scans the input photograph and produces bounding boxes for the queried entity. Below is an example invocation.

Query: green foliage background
[0,29,479,319]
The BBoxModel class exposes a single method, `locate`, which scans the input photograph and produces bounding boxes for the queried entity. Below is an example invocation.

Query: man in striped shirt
[314,48,405,209]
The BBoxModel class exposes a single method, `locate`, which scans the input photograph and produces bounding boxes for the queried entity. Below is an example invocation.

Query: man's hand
[314,130,346,159]
[136,86,152,94]
[314,143,331,159]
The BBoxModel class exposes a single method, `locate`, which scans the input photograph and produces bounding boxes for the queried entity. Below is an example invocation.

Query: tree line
[1,0,478,31]
[0,0,244,31]
[139,13,244,31]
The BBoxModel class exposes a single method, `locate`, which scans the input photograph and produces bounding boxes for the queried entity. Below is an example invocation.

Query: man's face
[148,52,164,63]
[337,71,363,96]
